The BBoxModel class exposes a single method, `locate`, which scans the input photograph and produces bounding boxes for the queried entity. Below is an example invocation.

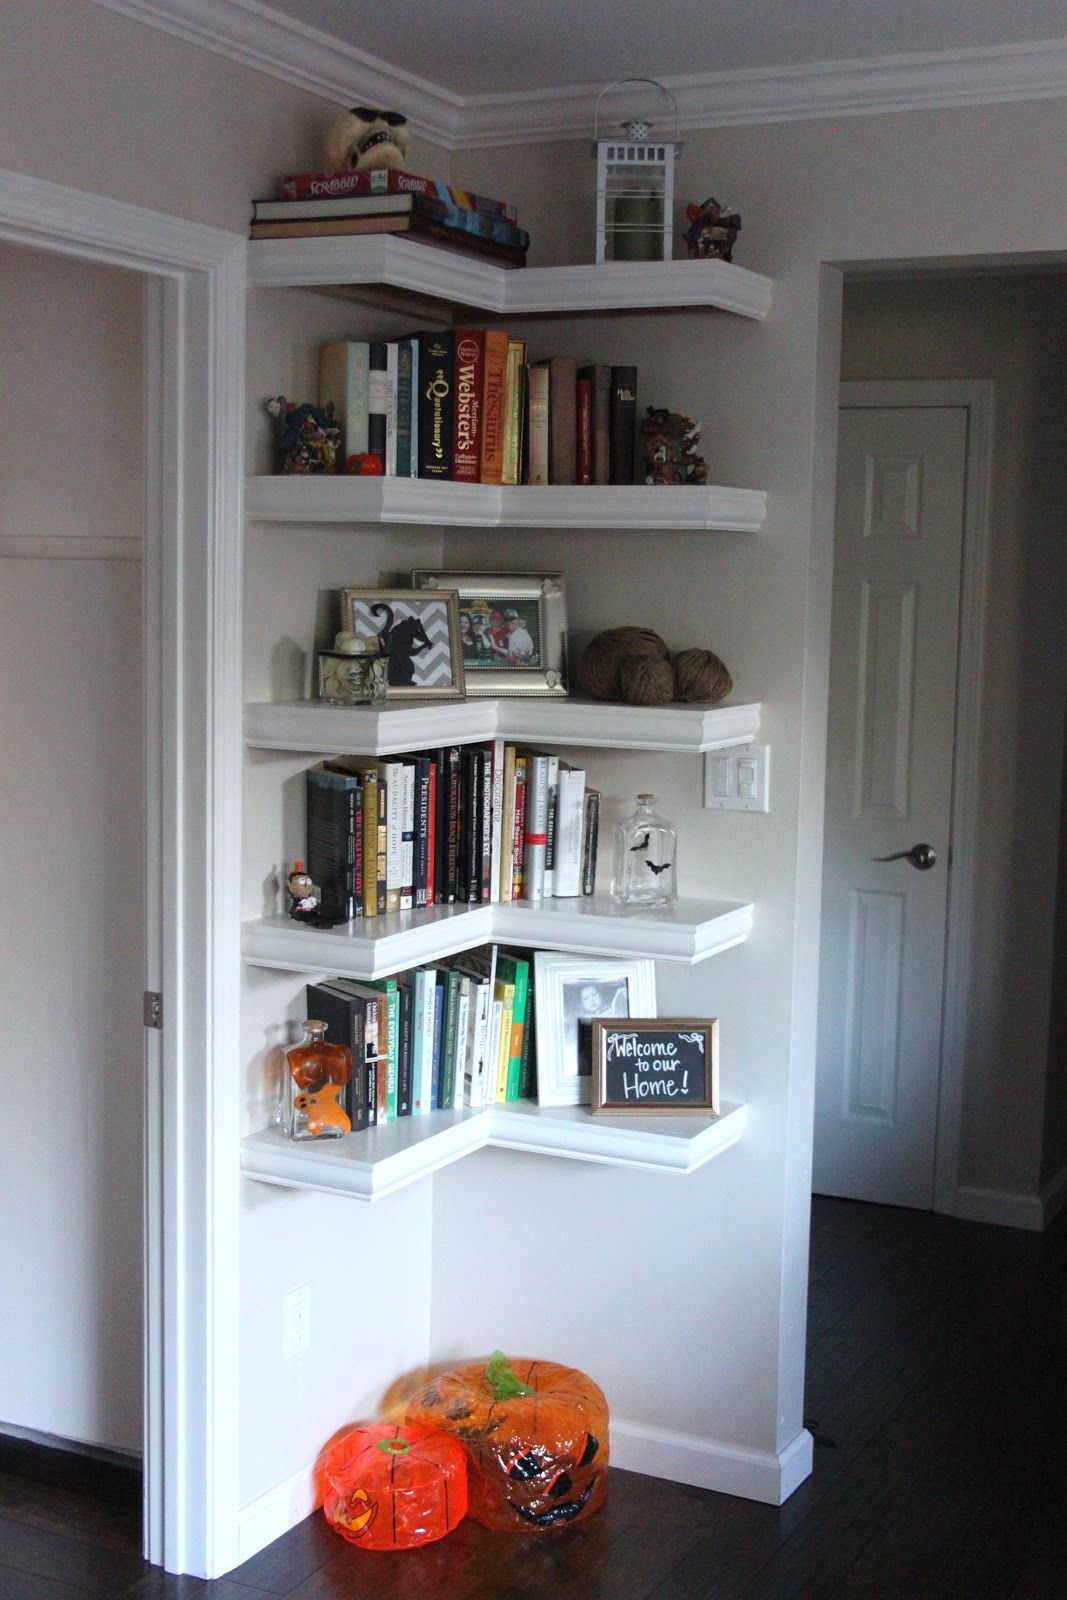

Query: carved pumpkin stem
[485,1350,533,1400]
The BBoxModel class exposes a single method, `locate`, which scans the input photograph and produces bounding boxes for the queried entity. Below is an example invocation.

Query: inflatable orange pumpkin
[405,1352,608,1531]
[321,1422,468,1550]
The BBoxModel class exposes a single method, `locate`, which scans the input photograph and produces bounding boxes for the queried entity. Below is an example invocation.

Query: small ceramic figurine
[325,107,411,174]
[265,396,342,474]
[641,407,708,486]
[682,197,741,261]
[286,860,318,920]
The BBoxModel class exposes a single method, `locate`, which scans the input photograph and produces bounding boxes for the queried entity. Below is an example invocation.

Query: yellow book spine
[494,982,515,1103]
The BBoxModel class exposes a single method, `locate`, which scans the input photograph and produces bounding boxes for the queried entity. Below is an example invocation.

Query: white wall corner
[950,1184,1045,1232]
[610,1419,813,1506]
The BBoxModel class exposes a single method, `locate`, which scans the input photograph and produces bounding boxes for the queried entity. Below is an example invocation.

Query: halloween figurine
[286,860,318,919]
[326,107,411,174]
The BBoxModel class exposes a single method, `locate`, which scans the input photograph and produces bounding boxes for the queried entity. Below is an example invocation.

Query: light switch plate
[704,743,770,812]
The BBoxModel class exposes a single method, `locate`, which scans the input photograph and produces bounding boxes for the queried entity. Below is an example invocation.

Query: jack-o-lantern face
[406,1354,608,1532]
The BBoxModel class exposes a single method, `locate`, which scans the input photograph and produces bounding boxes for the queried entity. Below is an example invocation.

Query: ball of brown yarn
[619,654,676,706]
[577,627,670,701]
[672,647,733,703]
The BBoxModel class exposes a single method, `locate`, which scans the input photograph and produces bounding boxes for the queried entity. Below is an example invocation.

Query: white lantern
[592,78,682,264]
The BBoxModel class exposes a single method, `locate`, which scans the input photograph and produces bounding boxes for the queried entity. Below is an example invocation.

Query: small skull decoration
[326,107,411,173]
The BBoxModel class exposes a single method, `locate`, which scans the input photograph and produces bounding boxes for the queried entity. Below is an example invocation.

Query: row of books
[320,335,638,485]
[306,943,536,1128]
[306,745,601,923]
[251,168,527,266]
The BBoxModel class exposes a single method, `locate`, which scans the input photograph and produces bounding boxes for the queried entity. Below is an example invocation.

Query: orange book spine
[480,330,510,484]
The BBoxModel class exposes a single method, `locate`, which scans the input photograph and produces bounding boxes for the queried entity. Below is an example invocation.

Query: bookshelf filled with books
[242,244,773,1195]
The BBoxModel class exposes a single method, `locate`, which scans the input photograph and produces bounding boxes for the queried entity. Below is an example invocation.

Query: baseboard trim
[951,1184,1044,1231]
[235,1420,814,1562]
[0,1422,141,1469]
[610,1418,813,1506]
[1040,1161,1067,1227]
[237,1463,318,1567]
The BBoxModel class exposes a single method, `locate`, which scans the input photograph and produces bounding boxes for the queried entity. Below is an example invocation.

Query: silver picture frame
[412,569,568,697]
[532,952,657,1107]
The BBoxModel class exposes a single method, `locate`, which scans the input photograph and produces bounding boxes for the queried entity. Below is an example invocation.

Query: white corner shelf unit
[246,233,772,320]
[244,696,762,757]
[243,895,753,982]
[242,1099,747,1201]
[244,244,773,1197]
[245,476,766,532]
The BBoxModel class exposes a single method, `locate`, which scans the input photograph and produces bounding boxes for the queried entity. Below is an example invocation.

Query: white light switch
[704,743,770,812]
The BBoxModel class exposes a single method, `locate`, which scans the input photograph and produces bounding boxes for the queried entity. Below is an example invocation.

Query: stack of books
[319,335,638,485]
[251,166,528,267]
[305,943,537,1126]
[304,745,600,925]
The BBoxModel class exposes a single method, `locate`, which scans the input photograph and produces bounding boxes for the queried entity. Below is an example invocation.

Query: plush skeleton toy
[326,107,411,173]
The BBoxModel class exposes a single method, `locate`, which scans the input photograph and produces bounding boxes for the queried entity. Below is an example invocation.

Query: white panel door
[814,405,968,1208]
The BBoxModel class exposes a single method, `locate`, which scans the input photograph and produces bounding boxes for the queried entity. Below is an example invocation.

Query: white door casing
[0,168,245,1578]
[814,382,993,1211]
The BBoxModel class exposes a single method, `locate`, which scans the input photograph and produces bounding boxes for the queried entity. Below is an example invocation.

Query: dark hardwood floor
[2,1196,1065,1599]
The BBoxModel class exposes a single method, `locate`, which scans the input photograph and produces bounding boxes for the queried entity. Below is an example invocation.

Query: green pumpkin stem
[485,1350,533,1399]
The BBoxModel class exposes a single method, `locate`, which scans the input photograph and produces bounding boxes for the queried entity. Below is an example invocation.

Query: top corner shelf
[245,234,772,321]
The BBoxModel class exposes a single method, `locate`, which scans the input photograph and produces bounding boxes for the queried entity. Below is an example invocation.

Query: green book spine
[496,953,529,1101]
[439,967,461,1111]
[517,976,536,1101]
[361,977,399,1119]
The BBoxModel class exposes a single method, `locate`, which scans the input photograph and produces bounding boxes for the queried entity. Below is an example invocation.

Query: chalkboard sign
[590,1018,719,1116]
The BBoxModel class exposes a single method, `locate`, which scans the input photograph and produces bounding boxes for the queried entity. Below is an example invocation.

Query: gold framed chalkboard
[590,1018,719,1116]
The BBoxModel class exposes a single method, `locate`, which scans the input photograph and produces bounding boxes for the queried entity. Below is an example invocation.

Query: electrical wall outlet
[704,743,771,812]
[283,1283,311,1360]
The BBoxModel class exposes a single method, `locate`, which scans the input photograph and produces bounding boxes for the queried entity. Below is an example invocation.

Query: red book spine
[424,760,437,907]
[511,758,527,900]
[577,375,593,485]
[452,330,486,482]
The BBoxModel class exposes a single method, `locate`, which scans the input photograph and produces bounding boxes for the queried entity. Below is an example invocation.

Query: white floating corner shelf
[243,696,762,757]
[244,476,766,533]
[241,895,753,980]
[246,234,772,321]
[241,1099,748,1201]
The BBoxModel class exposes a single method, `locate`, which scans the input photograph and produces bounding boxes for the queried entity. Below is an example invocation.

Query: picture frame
[411,570,568,698]
[338,588,466,700]
[590,1018,720,1117]
[533,953,656,1107]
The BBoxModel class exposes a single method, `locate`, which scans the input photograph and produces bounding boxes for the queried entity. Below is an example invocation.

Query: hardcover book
[368,342,389,463]
[452,330,486,483]
[609,365,638,485]
[480,330,510,485]
[579,363,612,484]
[305,764,360,923]
[525,363,549,485]
[418,331,454,479]
[547,356,577,485]
[318,341,370,458]
[501,338,527,487]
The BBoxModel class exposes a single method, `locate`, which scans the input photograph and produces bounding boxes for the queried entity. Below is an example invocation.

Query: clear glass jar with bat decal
[611,793,678,908]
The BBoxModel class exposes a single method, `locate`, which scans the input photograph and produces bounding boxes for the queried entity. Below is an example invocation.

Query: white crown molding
[87,2,1067,149]
[457,37,1067,147]
[87,0,463,146]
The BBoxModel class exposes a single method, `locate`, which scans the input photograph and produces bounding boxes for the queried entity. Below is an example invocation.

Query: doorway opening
[814,270,1067,1228]
[0,245,145,1466]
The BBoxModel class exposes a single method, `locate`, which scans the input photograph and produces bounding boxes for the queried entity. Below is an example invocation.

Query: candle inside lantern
[611,193,664,261]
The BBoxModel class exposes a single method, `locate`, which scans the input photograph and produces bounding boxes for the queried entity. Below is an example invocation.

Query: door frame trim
[838,379,994,1216]
[0,166,245,1577]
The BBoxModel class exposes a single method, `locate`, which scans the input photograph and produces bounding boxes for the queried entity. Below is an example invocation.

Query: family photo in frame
[412,570,568,697]
[533,952,657,1106]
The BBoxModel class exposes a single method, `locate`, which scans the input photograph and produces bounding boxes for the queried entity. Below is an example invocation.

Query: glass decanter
[283,1019,352,1140]
[611,793,678,908]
